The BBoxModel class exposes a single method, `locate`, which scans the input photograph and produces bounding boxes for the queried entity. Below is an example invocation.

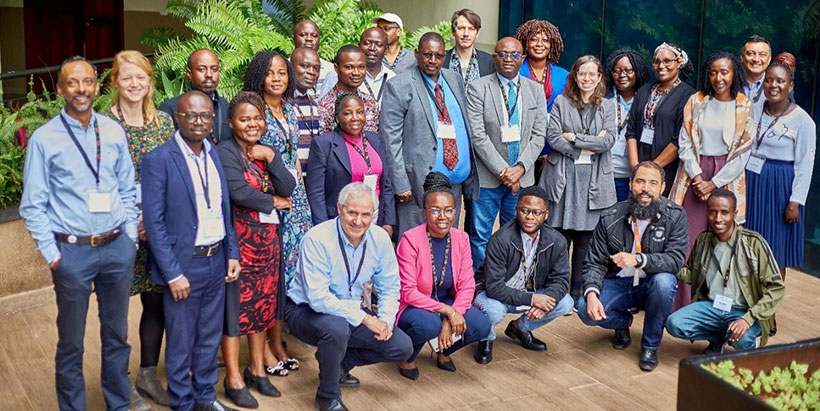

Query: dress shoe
[639,348,659,372]
[436,358,457,372]
[243,367,281,397]
[474,340,493,364]
[223,379,258,409]
[339,372,360,387]
[136,365,171,406]
[314,394,348,411]
[703,341,725,355]
[504,321,547,351]
[194,399,238,411]
[398,367,419,380]
[129,381,151,411]
[612,328,631,350]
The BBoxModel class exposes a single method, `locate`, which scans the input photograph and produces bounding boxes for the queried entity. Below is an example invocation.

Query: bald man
[293,19,336,94]
[318,27,395,106]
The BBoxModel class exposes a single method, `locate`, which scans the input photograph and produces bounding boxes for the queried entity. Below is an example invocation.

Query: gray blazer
[467,74,547,188]
[539,94,617,210]
[380,68,479,206]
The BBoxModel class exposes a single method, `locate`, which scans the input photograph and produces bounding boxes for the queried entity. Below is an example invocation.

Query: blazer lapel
[520,80,536,134]
[412,70,437,134]
[490,77,505,126]
[332,131,353,175]
[169,140,198,215]
[442,71,470,127]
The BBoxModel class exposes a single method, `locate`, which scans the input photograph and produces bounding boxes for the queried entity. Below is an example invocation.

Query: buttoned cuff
[584,287,600,298]
[167,274,183,283]
[42,244,60,266]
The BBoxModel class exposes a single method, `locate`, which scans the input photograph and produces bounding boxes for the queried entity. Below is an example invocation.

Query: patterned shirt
[317,85,381,134]
[292,90,320,172]
[448,48,481,85]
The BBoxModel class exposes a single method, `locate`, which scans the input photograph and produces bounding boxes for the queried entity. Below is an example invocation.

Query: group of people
[18,7,815,411]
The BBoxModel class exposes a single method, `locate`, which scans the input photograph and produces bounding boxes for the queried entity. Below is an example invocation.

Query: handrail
[0,53,155,81]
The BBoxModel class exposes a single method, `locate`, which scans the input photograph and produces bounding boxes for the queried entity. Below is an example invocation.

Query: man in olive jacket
[472,186,573,364]
[666,189,784,353]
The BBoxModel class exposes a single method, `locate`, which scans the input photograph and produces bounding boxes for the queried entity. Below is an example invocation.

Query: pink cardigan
[396,224,476,320]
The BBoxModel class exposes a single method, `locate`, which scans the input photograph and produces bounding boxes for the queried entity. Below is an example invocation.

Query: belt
[193,241,221,257]
[54,225,123,247]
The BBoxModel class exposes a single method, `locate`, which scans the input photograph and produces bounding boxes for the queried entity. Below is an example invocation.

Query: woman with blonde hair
[103,50,175,409]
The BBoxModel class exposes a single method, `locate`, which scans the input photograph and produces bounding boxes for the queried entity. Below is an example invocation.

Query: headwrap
[654,42,689,66]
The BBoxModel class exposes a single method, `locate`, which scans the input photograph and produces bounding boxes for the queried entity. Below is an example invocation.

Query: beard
[627,193,661,220]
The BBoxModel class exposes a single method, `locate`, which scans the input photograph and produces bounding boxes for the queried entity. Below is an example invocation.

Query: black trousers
[557,228,593,301]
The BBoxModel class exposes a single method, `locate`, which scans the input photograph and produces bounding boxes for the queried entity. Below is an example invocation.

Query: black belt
[193,241,221,257]
[54,225,123,247]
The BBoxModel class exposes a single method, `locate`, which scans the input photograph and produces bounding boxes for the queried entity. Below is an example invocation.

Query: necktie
[435,84,458,170]
[507,80,520,165]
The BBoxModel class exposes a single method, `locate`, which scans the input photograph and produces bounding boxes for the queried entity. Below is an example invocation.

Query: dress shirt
[421,71,471,184]
[288,218,400,328]
[293,89,321,172]
[505,231,540,291]
[315,58,336,97]
[317,86,380,134]
[450,48,480,84]
[174,132,225,247]
[20,109,138,263]
[318,64,396,106]
[743,77,764,104]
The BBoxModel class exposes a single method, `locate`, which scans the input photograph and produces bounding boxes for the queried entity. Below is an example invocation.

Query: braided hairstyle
[243,51,294,100]
[228,91,266,122]
[603,48,651,97]
[422,171,454,208]
[697,51,745,99]
[513,19,564,64]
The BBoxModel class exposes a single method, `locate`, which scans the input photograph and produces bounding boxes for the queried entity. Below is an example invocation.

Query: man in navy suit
[141,91,241,411]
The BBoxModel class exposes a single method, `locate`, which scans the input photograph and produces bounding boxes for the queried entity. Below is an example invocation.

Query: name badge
[501,125,521,143]
[258,210,280,224]
[438,122,456,140]
[363,174,378,192]
[88,191,111,213]
[712,293,733,312]
[746,155,765,174]
[640,126,655,145]
[575,149,593,165]
[135,183,142,205]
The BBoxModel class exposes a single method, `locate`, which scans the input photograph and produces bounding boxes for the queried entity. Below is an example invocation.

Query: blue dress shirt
[20,109,138,263]
[288,218,400,329]
[420,71,471,185]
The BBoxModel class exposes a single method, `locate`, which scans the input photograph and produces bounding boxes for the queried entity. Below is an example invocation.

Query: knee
[469,311,492,340]
[553,294,574,316]
[575,297,596,325]
[664,312,685,338]
[388,328,414,361]
[318,317,351,346]
[648,273,678,295]
[402,314,441,342]
[475,295,506,326]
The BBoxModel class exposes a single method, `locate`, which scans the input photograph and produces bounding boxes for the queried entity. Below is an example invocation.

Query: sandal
[283,358,300,371]
[264,361,289,377]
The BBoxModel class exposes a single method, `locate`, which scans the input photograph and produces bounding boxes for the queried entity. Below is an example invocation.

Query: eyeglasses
[611,68,634,76]
[428,207,456,218]
[379,25,400,32]
[421,52,446,61]
[653,58,679,67]
[517,207,547,217]
[576,71,600,78]
[494,52,523,60]
[176,111,215,123]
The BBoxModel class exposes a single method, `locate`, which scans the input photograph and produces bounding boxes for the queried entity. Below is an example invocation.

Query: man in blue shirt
[286,183,412,411]
[20,56,139,411]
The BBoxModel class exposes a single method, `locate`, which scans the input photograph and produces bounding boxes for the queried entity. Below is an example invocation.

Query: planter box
[677,337,820,410]
[0,216,51,298]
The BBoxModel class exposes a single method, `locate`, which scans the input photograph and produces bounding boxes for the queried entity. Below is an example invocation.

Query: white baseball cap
[372,13,403,30]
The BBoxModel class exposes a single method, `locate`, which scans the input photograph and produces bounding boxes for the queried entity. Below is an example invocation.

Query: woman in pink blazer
[395,172,491,380]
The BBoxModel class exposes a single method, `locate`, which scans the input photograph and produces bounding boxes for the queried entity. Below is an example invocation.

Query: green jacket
[677,226,785,346]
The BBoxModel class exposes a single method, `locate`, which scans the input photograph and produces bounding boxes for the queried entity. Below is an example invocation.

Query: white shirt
[616,218,650,282]
[318,63,396,106]
[174,132,225,247]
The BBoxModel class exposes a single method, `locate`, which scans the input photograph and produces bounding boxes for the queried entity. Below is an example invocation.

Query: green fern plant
[401,20,454,50]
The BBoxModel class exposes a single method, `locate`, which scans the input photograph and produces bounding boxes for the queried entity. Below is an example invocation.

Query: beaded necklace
[427,230,451,300]
[643,78,681,127]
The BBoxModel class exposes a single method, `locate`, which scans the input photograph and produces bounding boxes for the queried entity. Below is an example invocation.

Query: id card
[438,122,456,140]
[258,210,280,224]
[746,155,765,174]
[363,174,378,192]
[712,294,733,312]
[575,149,593,165]
[501,124,521,143]
[88,191,111,213]
[135,183,142,205]
[640,126,655,145]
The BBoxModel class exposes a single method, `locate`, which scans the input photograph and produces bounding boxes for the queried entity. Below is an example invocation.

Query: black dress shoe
[339,372,360,387]
[474,340,493,364]
[398,367,419,380]
[703,341,725,355]
[194,399,238,411]
[769,327,778,337]
[639,348,659,371]
[504,322,547,351]
[243,367,281,397]
[436,358,457,372]
[223,379,258,409]
[314,394,348,411]
[612,328,631,350]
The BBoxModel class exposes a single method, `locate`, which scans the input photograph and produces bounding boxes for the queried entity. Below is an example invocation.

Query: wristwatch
[635,253,644,267]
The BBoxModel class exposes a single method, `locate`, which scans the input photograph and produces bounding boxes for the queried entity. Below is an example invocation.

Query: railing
[0,53,155,81]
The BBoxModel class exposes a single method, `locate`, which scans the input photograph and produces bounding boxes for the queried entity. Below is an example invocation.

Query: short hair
[242,51,294,100]
[178,90,213,110]
[631,161,665,181]
[517,185,548,205]
[450,9,481,31]
[338,182,378,211]
[334,92,363,123]
[422,172,454,207]
[767,61,795,83]
[58,55,97,84]
[707,188,737,210]
[564,55,606,109]
[513,19,564,64]
[698,51,745,99]
[603,48,651,96]
[742,35,771,52]
[334,45,364,65]
[418,32,445,50]
[227,91,266,122]
[187,49,218,70]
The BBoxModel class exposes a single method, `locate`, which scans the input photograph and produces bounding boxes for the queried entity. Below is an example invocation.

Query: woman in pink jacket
[395,172,491,380]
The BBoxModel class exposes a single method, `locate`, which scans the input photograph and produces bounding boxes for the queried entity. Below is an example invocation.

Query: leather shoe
[703,341,725,355]
[339,372,360,387]
[243,367,281,397]
[136,366,171,407]
[223,379,258,409]
[398,366,419,380]
[612,328,631,350]
[194,399,238,411]
[638,348,659,372]
[504,321,546,351]
[436,358,457,372]
[474,340,493,364]
[315,394,348,411]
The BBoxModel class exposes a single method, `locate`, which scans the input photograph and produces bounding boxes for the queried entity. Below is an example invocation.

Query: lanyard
[294,95,318,139]
[711,238,739,288]
[750,81,764,103]
[362,73,387,102]
[61,114,101,187]
[497,77,520,122]
[643,79,680,127]
[577,107,594,135]
[427,231,451,300]
[631,219,643,254]
[337,225,367,293]
[268,107,292,150]
[420,69,448,119]
[616,93,630,132]
[755,101,791,148]
[192,147,212,209]
[386,49,405,71]
[348,135,373,172]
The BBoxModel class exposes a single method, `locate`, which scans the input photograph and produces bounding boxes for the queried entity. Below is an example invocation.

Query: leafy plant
[702,360,820,411]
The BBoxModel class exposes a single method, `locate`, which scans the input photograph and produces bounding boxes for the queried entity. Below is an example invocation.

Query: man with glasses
[142,91,241,411]
[373,13,416,74]
[471,186,573,363]
[466,37,547,271]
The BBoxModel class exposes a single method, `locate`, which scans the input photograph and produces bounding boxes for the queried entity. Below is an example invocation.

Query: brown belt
[193,242,221,257]
[53,225,123,247]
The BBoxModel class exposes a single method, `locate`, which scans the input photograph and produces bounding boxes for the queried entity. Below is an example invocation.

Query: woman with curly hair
[603,49,651,201]
[669,51,755,309]
[625,42,696,195]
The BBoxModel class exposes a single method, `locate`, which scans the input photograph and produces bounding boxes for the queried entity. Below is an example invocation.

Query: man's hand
[49,256,61,272]
[537,154,548,173]
[225,259,241,283]
[525,306,546,320]
[586,292,607,321]
[499,164,525,186]
[169,275,191,301]
[610,252,638,269]
[396,190,413,203]
[138,211,147,242]
[784,201,800,223]
[363,315,392,341]
[273,195,293,211]
[531,294,556,312]
[438,318,454,351]
[510,181,521,195]
[382,224,394,238]
[247,144,275,163]
[727,318,751,343]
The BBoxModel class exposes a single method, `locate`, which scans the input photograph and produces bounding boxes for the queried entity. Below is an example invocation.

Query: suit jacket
[396,225,475,320]
[443,48,496,79]
[380,68,479,206]
[141,138,240,285]
[466,74,547,188]
[305,130,396,226]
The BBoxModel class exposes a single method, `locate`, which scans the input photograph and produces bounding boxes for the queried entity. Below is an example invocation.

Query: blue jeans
[470,185,519,270]
[576,273,677,350]
[615,177,630,202]
[397,296,491,362]
[665,301,761,350]
[473,291,574,341]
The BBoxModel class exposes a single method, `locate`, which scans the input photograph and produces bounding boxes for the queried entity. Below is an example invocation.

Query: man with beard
[291,47,322,172]
[317,45,381,134]
[665,190,784,354]
[293,19,336,93]
[577,161,688,372]
[318,28,395,108]
[20,56,138,411]
[141,91,241,411]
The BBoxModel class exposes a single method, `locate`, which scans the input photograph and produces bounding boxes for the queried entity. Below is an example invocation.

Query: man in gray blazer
[466,37,547,270]
[381,32,479,238]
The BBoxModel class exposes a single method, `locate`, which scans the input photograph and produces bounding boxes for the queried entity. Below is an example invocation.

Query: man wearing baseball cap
[373,13,417,74]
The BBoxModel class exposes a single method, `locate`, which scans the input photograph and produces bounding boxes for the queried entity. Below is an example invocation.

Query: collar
[520,229,540,247]
[61,108,98,129]
[496,72,520,85]
[335,217,368,250]
[174,130,212,159]
[421,70,443,88]
[342,131,364,144]
[366,64,391,80]
[295,87,317,98]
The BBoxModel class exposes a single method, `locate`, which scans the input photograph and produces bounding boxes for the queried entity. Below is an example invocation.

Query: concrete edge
[0,285,53,316]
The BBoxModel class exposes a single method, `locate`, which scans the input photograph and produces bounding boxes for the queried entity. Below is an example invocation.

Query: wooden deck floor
[2,269,819,411]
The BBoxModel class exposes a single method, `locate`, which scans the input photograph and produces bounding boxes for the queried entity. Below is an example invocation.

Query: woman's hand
[247,144,274,163]
[446,306,466,336]
[438,318,454,351]
[274,195,292,211]
[562,132,575,142]
[784,201,800,223]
